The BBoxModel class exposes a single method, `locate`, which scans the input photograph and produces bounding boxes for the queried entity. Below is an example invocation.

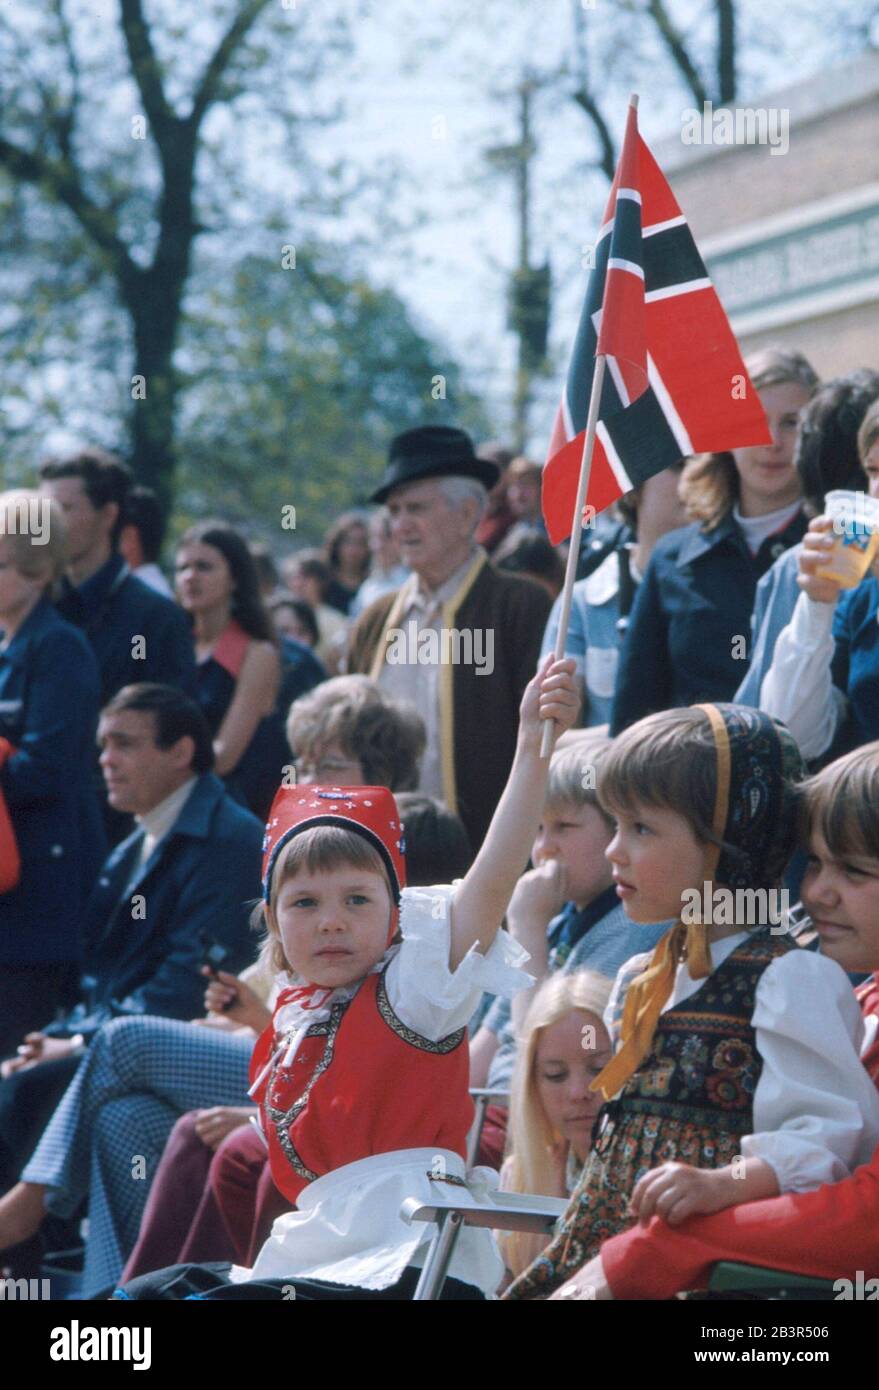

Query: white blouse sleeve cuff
[386,882,534,1043]
[745,949,879,1191]
[758,592,840,760]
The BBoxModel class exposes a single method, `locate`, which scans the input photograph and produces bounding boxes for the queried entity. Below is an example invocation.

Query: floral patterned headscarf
[591,703,804,1100]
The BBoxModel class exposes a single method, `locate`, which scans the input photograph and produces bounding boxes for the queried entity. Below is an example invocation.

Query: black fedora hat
[370,426,500,505]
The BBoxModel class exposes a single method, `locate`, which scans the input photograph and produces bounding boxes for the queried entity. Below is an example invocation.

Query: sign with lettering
[705,196,879,325]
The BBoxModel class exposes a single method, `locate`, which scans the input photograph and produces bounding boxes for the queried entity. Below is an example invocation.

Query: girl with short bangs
[505,702,879,1300]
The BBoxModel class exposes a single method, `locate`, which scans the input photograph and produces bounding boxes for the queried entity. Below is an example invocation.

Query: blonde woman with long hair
[499,970,612,1280]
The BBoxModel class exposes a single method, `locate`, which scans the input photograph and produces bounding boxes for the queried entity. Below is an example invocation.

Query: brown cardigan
[346,554,551,852]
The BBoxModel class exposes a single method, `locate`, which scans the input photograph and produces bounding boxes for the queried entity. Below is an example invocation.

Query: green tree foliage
[0,0,472,520]
[173,249,489,546]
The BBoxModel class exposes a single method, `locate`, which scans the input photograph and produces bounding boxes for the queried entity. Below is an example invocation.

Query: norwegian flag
[541,105,771,545]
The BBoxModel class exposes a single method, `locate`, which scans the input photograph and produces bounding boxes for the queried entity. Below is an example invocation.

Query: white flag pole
[539,91,638,760]
[539,353,607,759]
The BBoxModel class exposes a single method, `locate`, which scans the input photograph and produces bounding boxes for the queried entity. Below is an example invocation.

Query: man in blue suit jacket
[0,684,263,1195]
[39,450,196,841]
[38,451,195,707]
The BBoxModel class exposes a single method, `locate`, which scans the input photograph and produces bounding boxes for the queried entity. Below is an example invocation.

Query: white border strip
[597,420,633,494]
[607,258,645,279]
[605,355,630,409]
[561,390,575,441]
[642,215,686,238]
[645,277,711,302]
[647,353,693,456]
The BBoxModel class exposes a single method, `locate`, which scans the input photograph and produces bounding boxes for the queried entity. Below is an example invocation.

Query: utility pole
[485,76,551,452]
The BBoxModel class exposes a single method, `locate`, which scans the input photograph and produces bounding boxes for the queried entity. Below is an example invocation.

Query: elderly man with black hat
[347,426,551,851]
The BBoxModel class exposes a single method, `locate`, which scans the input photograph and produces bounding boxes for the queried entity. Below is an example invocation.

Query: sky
[3,0,877,460]
[300,0,877,450]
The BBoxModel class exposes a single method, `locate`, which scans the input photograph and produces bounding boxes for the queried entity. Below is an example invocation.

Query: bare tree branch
[50,0,82,160]
[119,0,175,138]
[189,0,275,130]
[569,0,616,181]
[716,0,737,103]
[645,0,709,107]
[571,87,617,181]
[0,134,137,294]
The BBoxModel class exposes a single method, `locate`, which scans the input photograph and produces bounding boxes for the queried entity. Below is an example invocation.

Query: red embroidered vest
[250,964,474,1206]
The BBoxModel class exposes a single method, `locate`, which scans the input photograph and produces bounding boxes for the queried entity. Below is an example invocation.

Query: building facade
[653,51,879,376]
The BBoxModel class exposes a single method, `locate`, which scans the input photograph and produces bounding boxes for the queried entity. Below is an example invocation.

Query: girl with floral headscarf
[505,703,879,1300]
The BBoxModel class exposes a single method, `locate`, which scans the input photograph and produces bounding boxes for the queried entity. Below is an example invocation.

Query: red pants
[601,1141,879,1299]
[209,1124,289,1266]
[476,1104,508,1170]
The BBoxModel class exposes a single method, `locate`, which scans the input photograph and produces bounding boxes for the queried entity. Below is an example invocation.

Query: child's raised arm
[449,656,579,970]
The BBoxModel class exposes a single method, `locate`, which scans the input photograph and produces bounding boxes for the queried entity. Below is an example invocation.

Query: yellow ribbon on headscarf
[590,704,732,1101]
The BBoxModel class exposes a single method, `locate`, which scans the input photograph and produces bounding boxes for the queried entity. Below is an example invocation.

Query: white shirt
[233,881,533,1295]
[133,562,173,598]
[376,548,482,800]
[757,591,845,760]
[604,935,879,1192]
[732,501,803,557]
[134,776,198,868]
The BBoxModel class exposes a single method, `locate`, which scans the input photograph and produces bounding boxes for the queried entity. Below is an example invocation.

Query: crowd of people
[1,358,879,1299]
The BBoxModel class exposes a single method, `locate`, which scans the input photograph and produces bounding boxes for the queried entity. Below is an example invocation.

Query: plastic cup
[814,490,879,589]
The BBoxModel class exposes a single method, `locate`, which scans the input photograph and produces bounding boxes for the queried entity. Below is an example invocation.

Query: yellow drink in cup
[815,490,879,590]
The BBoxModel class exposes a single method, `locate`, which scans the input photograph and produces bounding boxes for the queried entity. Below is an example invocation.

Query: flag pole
[539,92,638,760]
[539,353,607,758]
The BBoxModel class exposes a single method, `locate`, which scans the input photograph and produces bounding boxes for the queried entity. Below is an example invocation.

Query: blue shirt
[541,552,631,728]
[734,545,803,708]
[611,510,807,733]
[483,891,672,1092]
[830,575,879,751]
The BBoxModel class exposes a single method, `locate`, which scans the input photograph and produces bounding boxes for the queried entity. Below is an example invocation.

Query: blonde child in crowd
[498,971,612,1282]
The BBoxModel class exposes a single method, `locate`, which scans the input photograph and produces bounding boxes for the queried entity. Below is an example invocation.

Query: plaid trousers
[21,1016,254,1296]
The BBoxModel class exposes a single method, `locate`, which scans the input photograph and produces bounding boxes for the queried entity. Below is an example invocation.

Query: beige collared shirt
[376,547,483,800]
[135,776,198,868]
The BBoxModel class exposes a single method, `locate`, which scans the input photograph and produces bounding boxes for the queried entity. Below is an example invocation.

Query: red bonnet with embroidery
[261,784,407,944]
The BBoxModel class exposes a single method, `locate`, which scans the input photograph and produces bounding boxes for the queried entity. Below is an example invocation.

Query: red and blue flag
[542,103,771,545]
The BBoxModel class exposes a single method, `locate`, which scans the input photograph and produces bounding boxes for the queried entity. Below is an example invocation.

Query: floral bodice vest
[609,928,794,1134]
[504,928,795,1300]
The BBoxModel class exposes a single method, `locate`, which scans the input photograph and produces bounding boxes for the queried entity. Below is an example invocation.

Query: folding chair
[466,1086,509,1167]
[402,1187,567,1301]
[702,1261,838,1301]
[402,1085,561,1302]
